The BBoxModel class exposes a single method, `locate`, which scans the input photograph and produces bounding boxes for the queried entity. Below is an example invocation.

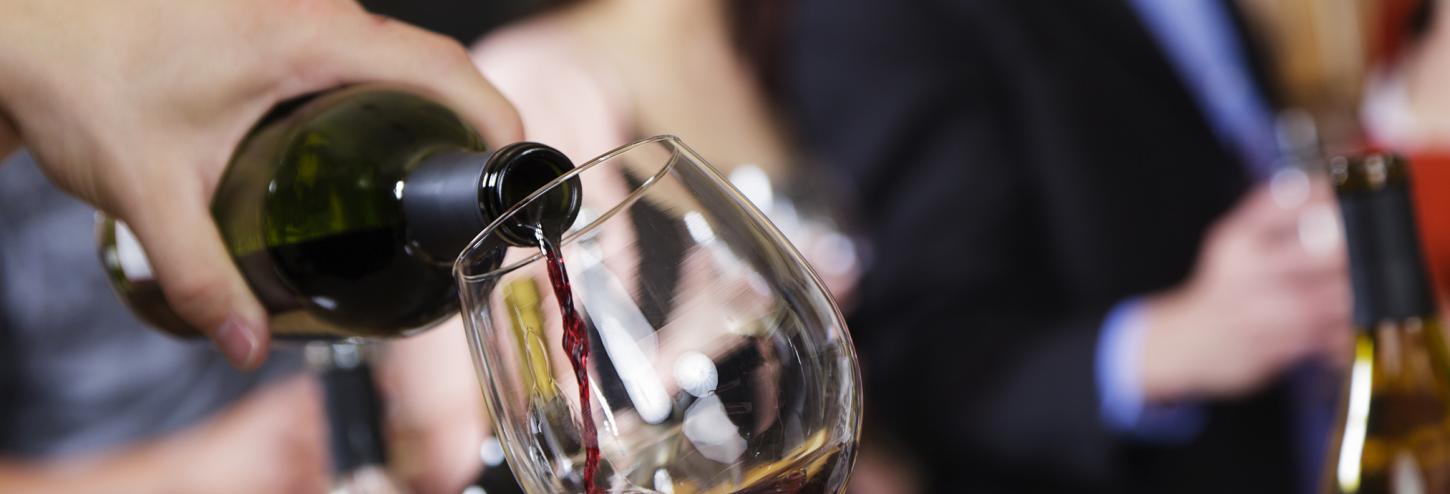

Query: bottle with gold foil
[502,278,583,459]
[1324,152,1450,493]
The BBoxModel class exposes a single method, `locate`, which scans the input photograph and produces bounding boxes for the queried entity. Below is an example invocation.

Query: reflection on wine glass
[455,136,863,494]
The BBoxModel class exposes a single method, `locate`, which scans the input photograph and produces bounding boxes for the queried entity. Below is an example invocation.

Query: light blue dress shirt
[1127,0,1280,174]
[1099,2,1329,492]
[1096,0,1278,437]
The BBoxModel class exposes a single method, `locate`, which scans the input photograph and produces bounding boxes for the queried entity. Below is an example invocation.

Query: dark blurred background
[361,0,545,44]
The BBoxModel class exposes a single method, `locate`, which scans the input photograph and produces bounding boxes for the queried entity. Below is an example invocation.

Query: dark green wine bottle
[98,86,580,339]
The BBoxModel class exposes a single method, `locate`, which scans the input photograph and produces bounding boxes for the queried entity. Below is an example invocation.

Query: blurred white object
[1270,167,1312,209]
[1362,66,1450,151]
[728,165,861,301]
[1298,205,1343,258]
[673,351,719,398]
[682,394,748,463]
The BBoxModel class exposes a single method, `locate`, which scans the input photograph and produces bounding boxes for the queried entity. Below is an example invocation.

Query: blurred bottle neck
[307,342,390,481]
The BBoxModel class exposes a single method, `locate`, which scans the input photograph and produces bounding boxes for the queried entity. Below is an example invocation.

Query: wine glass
[454,136,862,494]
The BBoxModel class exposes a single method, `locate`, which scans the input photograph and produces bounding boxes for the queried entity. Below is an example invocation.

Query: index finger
[303,14,524,146]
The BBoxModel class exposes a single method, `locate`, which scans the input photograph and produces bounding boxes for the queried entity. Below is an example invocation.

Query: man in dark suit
[789,0,1351,492]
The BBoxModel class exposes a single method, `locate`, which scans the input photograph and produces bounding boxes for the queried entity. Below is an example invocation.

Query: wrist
[144,423,226,494]
[96,438,194,494]
[0,440,186,494]
[1138,288,1199,404]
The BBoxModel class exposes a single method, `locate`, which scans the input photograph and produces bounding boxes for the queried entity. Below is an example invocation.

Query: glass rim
[454,134,685,281]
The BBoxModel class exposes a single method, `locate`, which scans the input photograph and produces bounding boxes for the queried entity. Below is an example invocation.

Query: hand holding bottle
[1138,180,1352,404]
[0,0,522,368]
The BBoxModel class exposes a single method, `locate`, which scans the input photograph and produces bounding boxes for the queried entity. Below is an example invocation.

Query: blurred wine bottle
[1323,152,1450,493]
[307,342,408,494]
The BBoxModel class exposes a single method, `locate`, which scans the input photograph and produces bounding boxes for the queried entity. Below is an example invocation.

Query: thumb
[122,178,270,369]
[307,17,523,145]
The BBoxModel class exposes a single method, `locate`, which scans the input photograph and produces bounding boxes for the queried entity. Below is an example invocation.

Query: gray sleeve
[0,152,303,458]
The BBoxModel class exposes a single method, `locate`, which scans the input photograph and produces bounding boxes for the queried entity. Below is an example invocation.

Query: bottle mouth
[482,142,583,248]
[458,135,686,280]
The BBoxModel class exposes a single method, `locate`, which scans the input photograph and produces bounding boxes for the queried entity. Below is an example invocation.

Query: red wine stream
[536,229,601,494]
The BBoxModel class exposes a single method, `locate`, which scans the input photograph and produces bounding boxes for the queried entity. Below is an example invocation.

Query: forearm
[0,443,181,494]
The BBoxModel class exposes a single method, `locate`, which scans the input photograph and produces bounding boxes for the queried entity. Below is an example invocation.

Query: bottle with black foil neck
[98,86,580,339]
[305,342,405,494]
[1323,152,1450,493]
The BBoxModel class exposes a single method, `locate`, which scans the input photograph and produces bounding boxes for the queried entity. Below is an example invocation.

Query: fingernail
[216,316,261,369]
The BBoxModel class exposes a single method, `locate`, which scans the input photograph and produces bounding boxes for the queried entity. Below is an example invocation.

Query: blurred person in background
[1361,0,1450,297]
[790,0,1355,492]
[0,0,523,492]
[469,0,862,303]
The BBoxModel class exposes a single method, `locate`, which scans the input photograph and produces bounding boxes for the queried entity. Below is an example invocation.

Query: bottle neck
[402,143,580,264]
[1336,153,1437,330]
[1363,317,1443,365]
[402,149,496,263]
